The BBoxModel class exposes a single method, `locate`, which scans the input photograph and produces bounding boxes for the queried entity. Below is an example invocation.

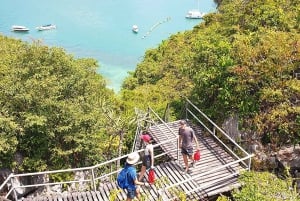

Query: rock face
[277,145,300,170]
[0,169,91,200]
[276,145,300,192]
[250,144,300,192]
[0,168,44,200]
[0,196,11,201]
[222,115,299,192]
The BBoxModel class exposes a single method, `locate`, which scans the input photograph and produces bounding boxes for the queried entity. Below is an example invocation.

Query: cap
[140,134,151,142]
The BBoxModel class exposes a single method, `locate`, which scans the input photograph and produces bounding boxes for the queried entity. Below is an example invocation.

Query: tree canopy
[0,36,123,172]
[121,0,300,148]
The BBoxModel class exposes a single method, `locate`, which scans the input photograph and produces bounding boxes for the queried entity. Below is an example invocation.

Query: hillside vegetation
[0,0,299,199]
[0,0,299,182]
[121,0,300,148]
[0,36,126,172]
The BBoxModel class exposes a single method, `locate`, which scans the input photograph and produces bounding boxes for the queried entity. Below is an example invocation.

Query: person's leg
[188,155,195,167]
[181,148,189,172]
[138,165,146,181]
[187,148,195,167]
[126,188,135,201]
[136,187,141,200]
[183,154,189,172]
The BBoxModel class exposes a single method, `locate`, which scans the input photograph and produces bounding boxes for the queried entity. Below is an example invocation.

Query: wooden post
[91,169,96,191]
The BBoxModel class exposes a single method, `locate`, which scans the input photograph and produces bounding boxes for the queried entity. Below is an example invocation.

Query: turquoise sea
[0,0,216,92]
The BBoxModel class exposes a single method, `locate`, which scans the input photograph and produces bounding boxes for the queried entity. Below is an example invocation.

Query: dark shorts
[127,188,136,199]
[181,147,193,156]
[142,155,151,168]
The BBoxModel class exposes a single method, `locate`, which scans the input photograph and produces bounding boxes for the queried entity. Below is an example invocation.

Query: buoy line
[142,17,171,39]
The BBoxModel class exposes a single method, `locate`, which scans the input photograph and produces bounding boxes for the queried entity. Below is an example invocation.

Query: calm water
[0,0,216,92]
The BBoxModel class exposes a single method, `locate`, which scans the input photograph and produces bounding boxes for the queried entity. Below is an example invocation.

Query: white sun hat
[126,152,140,165]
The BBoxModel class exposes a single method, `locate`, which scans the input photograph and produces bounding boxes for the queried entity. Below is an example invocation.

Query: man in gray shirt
[178,120,200,174]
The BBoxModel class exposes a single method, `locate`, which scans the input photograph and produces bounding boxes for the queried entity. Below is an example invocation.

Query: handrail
[159,153,254,201]
[187,108,248,168]
[163,172,240,201]
[164,154,254,191]
[185,98,249,157]
[1,99,254,200]
[0,173,13,191]
[0,119,179,199]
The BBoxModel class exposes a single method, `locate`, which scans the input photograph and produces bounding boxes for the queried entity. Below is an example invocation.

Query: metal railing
[0,99,253,201]
[0,107,178,201]
[157,98,254,200]
[184,98,252,169]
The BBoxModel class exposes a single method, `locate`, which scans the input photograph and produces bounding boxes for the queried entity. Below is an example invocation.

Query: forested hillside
[0,36,128,172]
[0,0,299,178]
[121,0,300,149]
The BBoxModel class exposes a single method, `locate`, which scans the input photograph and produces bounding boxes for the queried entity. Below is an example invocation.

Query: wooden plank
[94,191,104,201]
[114,183,127,201]
[160,163,188,193]
[154,164,174,200]
[86,191,93,201]
[168,161,205,200]
[106,182,123,201]
[67,194,73,201]
[57,193,63,201]
[90,191,99,201]
[101,184,111,201]
[76,192,83,201]
[98,185,108,201]
[141,177,157,201]
[169,160,209,200]
[145,170,161,200]
[51,194,58,201]
[71,192,79,201]
[79,191,89,201]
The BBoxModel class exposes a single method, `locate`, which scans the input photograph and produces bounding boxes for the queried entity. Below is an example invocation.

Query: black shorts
[181,147,193,156]
[142,155,151,168]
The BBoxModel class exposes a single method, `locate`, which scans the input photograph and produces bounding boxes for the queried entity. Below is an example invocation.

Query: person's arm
[178,129,182,148]
[150,145,154,168]
[134,178,148,186]
[192,129,200,150]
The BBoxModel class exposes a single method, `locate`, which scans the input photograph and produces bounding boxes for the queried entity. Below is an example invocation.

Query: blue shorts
[181,147,193,156]
[127,188,136,199]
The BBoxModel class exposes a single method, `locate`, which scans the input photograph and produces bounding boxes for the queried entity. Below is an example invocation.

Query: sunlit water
[0,0,216,92]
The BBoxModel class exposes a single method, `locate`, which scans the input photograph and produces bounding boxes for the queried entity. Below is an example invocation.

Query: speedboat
[36,24,56,31]
[11,25,29,32]
[132,25,138,33]
[185,10,205,19]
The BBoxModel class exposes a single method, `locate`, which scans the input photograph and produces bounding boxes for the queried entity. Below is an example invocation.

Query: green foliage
[121,0,300,147]
[0,35,120,171]
[49,172,74,190]
[219,0,299,32]
[228,171,300,201]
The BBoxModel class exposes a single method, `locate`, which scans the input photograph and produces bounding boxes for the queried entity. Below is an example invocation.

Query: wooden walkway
[22,120,244,201]
[23,161,207,201]
[147,120,243,198]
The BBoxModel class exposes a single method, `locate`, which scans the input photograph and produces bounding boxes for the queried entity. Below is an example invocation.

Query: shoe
[190,162,195,168]
[183,169,192,175]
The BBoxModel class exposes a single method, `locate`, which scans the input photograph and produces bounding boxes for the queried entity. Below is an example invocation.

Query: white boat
[132,25,139,33]
[185,10,205,19]
[11,25,29,32]
[185,0,205,19]
[36,24,56,31]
